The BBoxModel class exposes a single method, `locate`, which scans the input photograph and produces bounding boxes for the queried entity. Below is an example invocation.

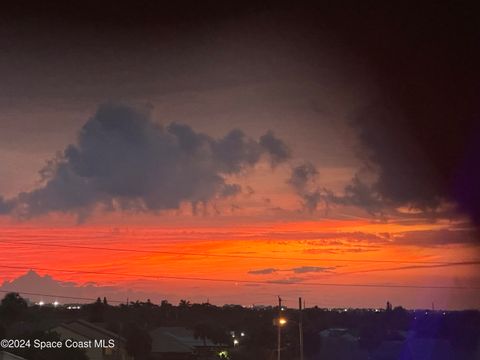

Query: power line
[0,289,309,307]
[0,289,123,303]
[0,240,465,265]
[1,265,479,290]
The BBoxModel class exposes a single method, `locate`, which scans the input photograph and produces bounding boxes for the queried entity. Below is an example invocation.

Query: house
[52,320,132,360]
[318,328,369,360]
[0,352,27,360]
[149,327,226,360]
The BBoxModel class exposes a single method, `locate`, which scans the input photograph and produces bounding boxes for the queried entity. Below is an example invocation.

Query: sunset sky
[0,1,479,309]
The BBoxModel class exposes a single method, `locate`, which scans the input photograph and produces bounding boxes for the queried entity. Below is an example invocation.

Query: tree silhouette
[179,299,191,308]
[0,292,28,325]
[88,297,106,322]
[160,300,173,320]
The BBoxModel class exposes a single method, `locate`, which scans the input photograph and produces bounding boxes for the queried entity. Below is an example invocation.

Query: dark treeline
[0,293,479,359]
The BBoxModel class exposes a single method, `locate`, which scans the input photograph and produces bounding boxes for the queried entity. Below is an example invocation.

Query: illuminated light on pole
[277,296,284,360]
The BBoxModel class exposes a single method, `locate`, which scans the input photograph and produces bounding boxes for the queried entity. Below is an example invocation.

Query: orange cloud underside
[1,220,479,308]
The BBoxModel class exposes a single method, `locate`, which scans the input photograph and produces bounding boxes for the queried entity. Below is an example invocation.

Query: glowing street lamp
[274,317,287,326]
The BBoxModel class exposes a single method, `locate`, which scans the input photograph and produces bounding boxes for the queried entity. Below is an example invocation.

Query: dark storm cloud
[325,3,480,224]
[343,101,480,222]
[262,1,480,226]
[8,104,289,219]
[287,162,321,212]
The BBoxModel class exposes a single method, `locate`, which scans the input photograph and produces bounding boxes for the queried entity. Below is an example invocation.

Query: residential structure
[149,327,226,360]
[0,352,27,360]
[318,328,369,360]
[52,320,131,360]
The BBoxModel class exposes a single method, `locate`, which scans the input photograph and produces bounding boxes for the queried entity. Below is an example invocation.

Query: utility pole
[299,297,304,360]
[277,296,282,360]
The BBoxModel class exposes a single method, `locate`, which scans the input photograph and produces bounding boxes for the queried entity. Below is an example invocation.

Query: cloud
[290,266,335,274]
[287,162,321,212]
[0,196,14,214]
[259,131,292,167]
[5,103,290,220]
[219,184,242,198]
[303,247,378,254]
[0,270,165,304]
[340,260,480,277]
[248,268,278,275]
[288,162,318,191]
[248,266,335,275]
[250,230,389,243]
[312,1,480,227]
[344,94,480,225]
[323,175,385,216]
[393,229,479,247]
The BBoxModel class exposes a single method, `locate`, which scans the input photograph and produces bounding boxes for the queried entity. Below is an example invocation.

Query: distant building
[149,327,226,360]
[52,320,131,360]
[0,352,27,360]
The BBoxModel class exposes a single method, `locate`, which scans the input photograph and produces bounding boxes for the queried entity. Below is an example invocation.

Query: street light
[273,317,288,326]
[275,316,287,360]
